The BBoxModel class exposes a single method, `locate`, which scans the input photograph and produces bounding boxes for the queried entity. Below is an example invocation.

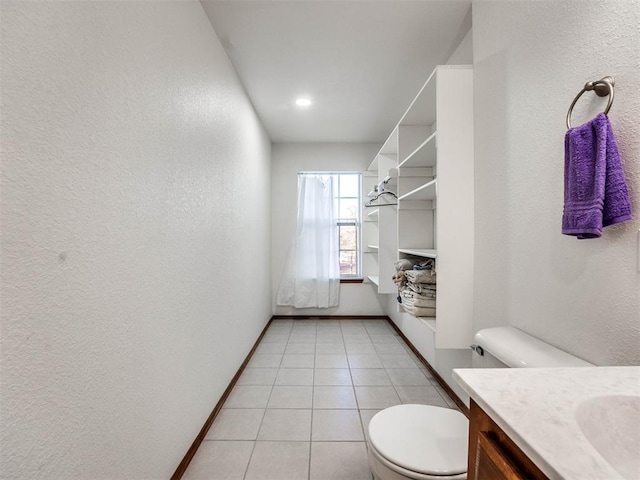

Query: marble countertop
[453,366,640,480]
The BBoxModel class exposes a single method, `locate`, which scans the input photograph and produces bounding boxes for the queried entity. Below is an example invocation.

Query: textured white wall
[447,29,473,65]
[0,2,271,478]
[473,0,640,365]
[271,143,386,316]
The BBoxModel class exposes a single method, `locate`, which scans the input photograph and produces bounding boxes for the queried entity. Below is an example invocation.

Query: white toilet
[367,326,593,480]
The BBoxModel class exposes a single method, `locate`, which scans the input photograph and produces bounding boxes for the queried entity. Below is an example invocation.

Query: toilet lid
[368,404,468,476]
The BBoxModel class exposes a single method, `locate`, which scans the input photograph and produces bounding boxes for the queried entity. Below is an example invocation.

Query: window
[335,173,362,278]
[300,172,362,279]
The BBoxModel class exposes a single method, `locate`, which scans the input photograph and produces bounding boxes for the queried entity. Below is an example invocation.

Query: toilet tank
[471,326,593,368]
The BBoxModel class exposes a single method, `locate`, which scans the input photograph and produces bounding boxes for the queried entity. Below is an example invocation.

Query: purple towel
[562,113,632,239]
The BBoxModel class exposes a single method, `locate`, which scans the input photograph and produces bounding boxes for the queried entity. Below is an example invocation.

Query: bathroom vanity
[467,399,547,479]
[454,367,640,480]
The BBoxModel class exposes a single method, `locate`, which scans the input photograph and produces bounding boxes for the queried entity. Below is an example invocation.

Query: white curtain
[277,175,340,308]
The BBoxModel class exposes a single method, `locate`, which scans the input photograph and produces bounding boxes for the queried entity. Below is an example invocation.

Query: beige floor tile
[316,332,344,343]
[373,343,407,355]
[244,441,310,480]
[315,342,345,354]
[248,354,283,368]
[275,368,314,386]
[224,386,272,409]
[288,332,316,343]
[183,441,254,480]
[359,409,382,442]
[255,342,287,354]
[378,354,418,369]
[280,354,315,368]
[310,442,372,480]
[313,386,357,408]
[315,354,348,368]
[368,333,399,344]
[262,333,290,344]
[342,333,371,343]
[291,325,316,335]
[206,409,264,440]
[257,409,312,441]
[268,385,313,408]
[284,342,315,354]
[386,368,430,386]
[237,368,278,386]
[313,368,352,386]
[346,343,377,355]
[354,386,401,409]
[311,409,364,441]
[340,323,366,333]
[433,384,460,409]
[363,326,391,336]
[351,369,391,386]
[266,324,292,334]
[348,354,383,369]
[395,385,449,407]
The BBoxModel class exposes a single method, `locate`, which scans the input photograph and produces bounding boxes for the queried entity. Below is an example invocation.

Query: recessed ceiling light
[295,98,312,107]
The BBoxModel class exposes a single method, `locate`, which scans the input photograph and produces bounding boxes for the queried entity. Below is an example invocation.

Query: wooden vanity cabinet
[468,400,549,480]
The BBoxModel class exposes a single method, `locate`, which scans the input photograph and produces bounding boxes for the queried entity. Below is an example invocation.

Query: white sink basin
[575,395,640,480]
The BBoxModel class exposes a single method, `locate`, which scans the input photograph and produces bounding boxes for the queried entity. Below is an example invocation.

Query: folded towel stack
[394,258,437,318]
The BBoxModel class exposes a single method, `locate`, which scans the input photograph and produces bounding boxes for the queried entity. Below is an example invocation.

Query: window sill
[340,278,364,284]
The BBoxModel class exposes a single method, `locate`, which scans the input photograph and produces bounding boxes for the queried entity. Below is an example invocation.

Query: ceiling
[200,1,472,144]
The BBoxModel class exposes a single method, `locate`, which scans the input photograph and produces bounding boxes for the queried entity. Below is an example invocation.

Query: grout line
[344,322,366,441]
[308,327,317,480]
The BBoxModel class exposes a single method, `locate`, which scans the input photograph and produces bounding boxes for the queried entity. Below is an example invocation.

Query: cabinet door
[475,432,527,480]
[468,401,548,480]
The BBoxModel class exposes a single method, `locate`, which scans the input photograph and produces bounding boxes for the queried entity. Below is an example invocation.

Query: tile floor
[183,318,460,480]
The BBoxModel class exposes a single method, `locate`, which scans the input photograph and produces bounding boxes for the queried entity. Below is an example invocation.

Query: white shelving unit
[370,65,474,351]
[402,65,474,349]
[365,209,379,221]
[398,179,437,201]
[364,132,399,295]
[397,132,437,169]
[397,248,437,258]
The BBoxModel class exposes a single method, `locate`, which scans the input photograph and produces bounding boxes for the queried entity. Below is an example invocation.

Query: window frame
[300,171,363,280]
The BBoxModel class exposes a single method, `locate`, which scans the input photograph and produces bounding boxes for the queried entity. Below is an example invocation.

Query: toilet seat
[368,404,468,479]
[368,442,466,480]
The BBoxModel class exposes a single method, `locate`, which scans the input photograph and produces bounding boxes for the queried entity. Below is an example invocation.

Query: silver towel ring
[566,76,615,129]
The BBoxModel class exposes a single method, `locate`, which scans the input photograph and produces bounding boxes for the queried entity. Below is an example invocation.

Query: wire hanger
[365,191,397,208]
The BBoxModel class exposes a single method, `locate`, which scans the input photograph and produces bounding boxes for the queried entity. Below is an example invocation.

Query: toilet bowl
[368,404,467,480]
[367,326,593,480]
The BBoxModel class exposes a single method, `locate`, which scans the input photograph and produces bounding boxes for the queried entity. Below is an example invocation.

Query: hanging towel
[562,113,632,239]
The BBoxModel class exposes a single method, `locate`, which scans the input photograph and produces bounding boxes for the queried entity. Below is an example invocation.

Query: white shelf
[367,244,379,251]
[419,317,437,333]
[398,131,436,168]
[368,276,380,286]
[399,67,437,126]
[399,306,437,332]
[379,128,398,155]
[367,209,379,218]
[398,248,437,258]
[399,179,437,201]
